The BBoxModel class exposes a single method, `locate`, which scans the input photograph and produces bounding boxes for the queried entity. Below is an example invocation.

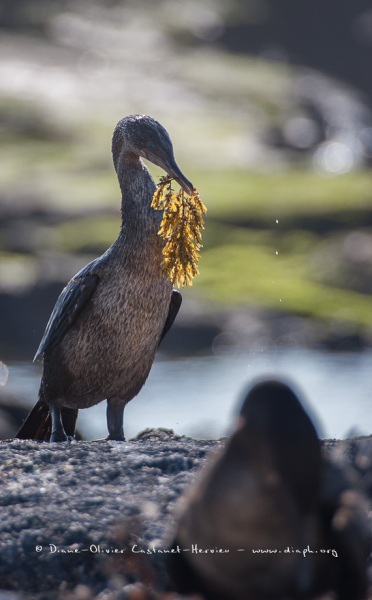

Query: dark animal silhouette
[168,379,369,600]
[16,114,193,443]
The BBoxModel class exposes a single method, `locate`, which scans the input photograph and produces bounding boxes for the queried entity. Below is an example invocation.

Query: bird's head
[112,114,194,195]
[235,378,322,508]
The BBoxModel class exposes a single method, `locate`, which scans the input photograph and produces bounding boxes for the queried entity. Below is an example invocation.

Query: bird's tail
[15,399,78,441]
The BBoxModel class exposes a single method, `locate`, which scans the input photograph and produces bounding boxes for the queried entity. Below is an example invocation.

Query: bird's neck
[116,154,163,244]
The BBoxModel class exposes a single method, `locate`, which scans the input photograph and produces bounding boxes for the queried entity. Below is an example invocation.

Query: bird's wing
[158,289,182,346]
[34,273,100,362]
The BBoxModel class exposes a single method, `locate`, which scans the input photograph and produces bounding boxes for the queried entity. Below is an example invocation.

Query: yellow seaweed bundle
[151,176,207,287]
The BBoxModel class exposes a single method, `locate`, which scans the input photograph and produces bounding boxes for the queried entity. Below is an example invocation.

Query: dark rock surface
[0,429,224,598]
[0,429,370,599]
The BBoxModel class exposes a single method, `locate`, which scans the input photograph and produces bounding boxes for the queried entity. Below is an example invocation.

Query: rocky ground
[0,429,371,600]
[0,429,223,599]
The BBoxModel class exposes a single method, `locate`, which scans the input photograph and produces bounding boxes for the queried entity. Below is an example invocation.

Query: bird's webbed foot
[106,433,126,442]
[50,432,75,443]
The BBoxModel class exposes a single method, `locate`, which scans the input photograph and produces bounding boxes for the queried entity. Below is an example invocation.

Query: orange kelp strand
[151,176,207,287]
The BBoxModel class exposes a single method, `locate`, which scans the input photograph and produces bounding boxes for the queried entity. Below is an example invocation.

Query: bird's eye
[147,142,156,150]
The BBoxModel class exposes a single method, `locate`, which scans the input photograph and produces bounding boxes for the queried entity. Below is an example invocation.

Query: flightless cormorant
[16,114,193,442]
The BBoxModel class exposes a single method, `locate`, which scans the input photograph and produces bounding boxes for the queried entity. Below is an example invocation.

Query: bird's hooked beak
[144,151,194,195]
[163,157,194,196]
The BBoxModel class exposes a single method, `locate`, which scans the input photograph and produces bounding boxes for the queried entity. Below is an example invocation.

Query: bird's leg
[49,402,69,442]
[106,400,125,441]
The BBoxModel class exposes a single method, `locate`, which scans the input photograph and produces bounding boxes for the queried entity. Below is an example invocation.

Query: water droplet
[275,219,279,224]
[275,251,279,255]
[0,362,9,386]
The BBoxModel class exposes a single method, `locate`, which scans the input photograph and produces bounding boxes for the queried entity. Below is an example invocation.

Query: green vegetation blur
[2,0,372,342]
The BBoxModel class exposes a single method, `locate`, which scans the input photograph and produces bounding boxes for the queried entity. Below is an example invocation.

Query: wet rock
[0,432,222,596]
[0,431,370,599]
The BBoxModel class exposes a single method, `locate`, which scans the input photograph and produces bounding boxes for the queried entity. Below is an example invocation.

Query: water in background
[4,348,372,441]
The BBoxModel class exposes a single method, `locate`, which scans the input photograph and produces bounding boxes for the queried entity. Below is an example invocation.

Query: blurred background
[2,0,372,440]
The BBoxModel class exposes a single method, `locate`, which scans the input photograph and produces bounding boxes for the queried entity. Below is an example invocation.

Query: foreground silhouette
[168,379,370,600]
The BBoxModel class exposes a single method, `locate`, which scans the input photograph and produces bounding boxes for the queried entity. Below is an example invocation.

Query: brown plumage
[16,115,192,443]
[168,379,370,600]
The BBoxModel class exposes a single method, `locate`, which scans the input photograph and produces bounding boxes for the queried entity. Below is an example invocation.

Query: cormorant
[16,114,193,443]
[168,379,369,600]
